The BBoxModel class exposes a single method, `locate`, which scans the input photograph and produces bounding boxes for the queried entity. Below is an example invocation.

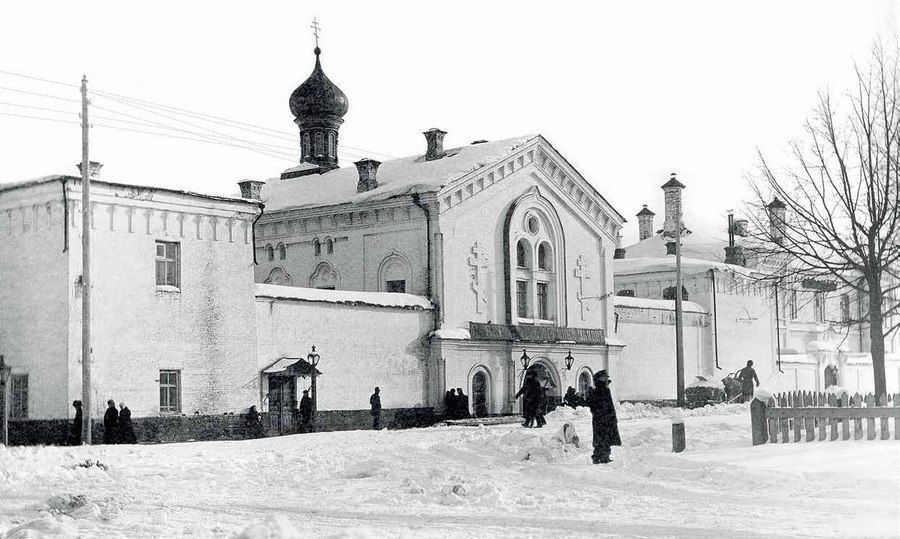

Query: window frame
[516,280,529,319]
[155,240,181,290]
[159,369,182,414]
[814,292,826,323]
[10,373,28,419]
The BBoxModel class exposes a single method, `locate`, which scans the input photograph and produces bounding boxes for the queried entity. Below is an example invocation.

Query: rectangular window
[789,290,798,320]
[537,282,549,320]
[10,374,28,419]
[386,280,406,293]
[814,292,826,323]
[516,280,529,318]
[840,294,850,323]
[159,370,181,414]
[155,241,181,288]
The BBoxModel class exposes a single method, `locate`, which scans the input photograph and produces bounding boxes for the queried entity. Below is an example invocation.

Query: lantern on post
[0,355,11,446]
[519,349,531,371]
[564,351,575,371]
[307,345,320,414]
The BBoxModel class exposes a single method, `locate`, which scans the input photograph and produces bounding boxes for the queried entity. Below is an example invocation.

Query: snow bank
[687,376,725,389]
[614,295,707,314]
[546,401,748,423]
[254,283,433,310]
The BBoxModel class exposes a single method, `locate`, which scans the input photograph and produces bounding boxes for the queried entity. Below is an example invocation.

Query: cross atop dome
[310,16,321,49]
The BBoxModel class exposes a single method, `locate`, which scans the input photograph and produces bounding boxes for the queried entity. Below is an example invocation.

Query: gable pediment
[434,137,625,242]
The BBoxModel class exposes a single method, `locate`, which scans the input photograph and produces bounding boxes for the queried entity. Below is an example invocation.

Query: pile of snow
[234,514,302,539]
[687,375,725,390]
[545,401,747,423]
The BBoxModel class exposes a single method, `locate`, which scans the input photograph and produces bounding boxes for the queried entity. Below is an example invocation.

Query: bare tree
[744,42,900,399]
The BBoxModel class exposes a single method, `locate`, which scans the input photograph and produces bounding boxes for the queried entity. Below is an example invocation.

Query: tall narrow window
[155,241,180,288]
[265,244,274,262]
[840,294,851,323]
[814,292,826,323]
[536,282,549,320]
[302,133,311,159]
[10,374,28,419]
[277,243,286,260]
[789,290,798,320]
[537,243,551,270]
[327,132,335,158]
[516,240,528,268]
[314,132,324,157]
[159,370,181,414]
[313,239,321,257]
[516,280,529,318]
[325,237,334,255]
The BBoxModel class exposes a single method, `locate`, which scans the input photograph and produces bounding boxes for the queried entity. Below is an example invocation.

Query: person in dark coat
[117,402,137,444]
[564,386,579,409]
[444,389,458,419]
[586,370,621,464]
[737,360,760,402]
[103,399,118,444]
[370,387,382,429]
[532,380,547,428]
[456,388,470,419]
[68,400,83,446]
[515,371,539,427]
[298,390,314,432]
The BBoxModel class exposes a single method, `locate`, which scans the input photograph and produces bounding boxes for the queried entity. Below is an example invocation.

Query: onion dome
[289,47,349,120]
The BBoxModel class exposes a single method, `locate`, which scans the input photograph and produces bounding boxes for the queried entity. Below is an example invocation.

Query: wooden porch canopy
[468,322,605,345]
[261,357,322,378]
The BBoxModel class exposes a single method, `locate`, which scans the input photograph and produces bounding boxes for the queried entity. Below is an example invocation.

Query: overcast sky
[0,1,895,244]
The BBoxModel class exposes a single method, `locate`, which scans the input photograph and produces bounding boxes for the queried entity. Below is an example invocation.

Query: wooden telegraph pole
[80,76,92,444]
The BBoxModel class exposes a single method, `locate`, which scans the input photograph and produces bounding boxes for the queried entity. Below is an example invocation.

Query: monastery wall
[255,286,433,411]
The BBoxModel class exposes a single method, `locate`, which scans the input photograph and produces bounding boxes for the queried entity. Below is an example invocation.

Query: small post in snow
[671,413,685,453]
[750,397,768,445]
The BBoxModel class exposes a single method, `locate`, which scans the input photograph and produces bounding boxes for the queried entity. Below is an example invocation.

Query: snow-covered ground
[1,404,897,538]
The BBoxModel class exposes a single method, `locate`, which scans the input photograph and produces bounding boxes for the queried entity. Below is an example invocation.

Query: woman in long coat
[586,370,621,464]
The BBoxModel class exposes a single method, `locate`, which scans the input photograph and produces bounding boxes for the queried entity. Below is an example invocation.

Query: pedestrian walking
[586,370,621,464]
[298,390,313,432]
[103,399,118,444]
[533,381,547,428]
[117,402,137,444]
[370,387,382,429]
[737,360,760,403]
[456,387,470,419]
[68,400,83,446]
[515,371,540,427]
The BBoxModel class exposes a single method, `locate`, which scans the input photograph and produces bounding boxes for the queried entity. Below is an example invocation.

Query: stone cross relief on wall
[467,241,490,315]
[574,254,591,321]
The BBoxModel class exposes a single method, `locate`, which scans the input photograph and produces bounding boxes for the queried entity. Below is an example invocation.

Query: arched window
[264,267,293,286]
[324,237,334,255]
[276,242,286,260]
[313,239,321,257]
[508,196,565,326]
[378,251,412,293]
[578,370,592,399]
[516,239,531,268]
[537,242,551,270]
[326,132,335,158]
[302,133,311,159]
[663,285,689,301]
[265,244,274,262]
[310,261,339,289]
[314,132,324,157]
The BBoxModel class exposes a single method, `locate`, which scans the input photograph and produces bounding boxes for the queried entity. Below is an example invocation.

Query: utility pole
[674,181,685,408]
[80,75,92,445]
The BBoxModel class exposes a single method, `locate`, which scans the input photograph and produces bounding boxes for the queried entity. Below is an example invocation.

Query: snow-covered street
[1,404,897,538]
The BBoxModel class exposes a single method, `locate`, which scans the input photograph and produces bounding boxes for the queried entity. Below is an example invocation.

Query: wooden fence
[750,391,900,446]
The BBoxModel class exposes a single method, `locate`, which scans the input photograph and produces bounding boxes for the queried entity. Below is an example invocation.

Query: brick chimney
[636,204,656,241]
[613,232,626,259]
[238,179,265,200]
[355,158,381,193]
[767,197,786,245]
[424,128,447,161]
[661,173,685,238]
[76,161,103,178]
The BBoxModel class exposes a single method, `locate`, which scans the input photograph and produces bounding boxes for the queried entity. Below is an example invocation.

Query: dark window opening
[386,280,406,293]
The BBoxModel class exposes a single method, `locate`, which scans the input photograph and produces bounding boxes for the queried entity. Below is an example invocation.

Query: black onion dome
[289,48,349,119]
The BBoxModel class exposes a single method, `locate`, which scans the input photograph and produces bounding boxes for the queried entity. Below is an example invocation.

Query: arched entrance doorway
[525,361,561,413]
[471,369,491,417]
[824,364,839,388]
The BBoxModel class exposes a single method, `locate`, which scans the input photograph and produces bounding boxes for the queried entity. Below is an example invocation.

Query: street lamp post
[564,351,575,371]
[307,345,320,415]
[0,355,11,446]
[519,349,531,371]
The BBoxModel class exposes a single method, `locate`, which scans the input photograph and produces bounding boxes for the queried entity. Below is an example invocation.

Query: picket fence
[750,391,900,446]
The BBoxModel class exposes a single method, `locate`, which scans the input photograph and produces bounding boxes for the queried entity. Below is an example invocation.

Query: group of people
[443,388,471,420]
[67,399,136,445]
[515,370,547,428]
[563,386,585,408]
[515,369,621,464]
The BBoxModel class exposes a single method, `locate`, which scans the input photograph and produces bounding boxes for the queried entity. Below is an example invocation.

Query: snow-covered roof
[614,256,759,278]
[260,135,536,212]
[623,230,732,261]
[613,295,707,314]
[254,283,433,310]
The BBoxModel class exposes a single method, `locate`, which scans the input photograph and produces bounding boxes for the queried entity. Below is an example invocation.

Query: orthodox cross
[467,242,490,314]
[574,254,591,320]
[310,17,321,48]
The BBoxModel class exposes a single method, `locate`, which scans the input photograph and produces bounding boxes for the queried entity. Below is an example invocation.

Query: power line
[0,100,79,116]
[0,85,80,103]
[0,111,79,125]
[0,69,79,88]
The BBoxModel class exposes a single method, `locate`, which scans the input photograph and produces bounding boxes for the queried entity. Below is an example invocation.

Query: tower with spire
[284,18,349,179]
